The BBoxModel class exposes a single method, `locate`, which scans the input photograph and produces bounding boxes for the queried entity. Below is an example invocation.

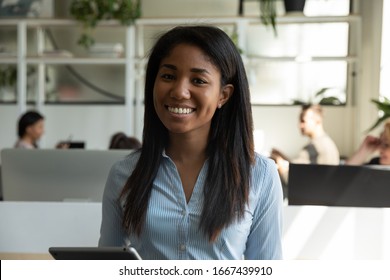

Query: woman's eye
[160,73,174,80]
[193,78,206,85]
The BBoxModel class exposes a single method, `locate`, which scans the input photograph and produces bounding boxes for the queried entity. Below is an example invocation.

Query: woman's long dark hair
[120,25,254,241]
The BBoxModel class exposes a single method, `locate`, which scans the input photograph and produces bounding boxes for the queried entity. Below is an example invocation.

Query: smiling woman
[98,25,284,260]
[153,43,232,138]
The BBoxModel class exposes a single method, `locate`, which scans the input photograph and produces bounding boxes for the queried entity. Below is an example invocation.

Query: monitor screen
[288,163,390,207]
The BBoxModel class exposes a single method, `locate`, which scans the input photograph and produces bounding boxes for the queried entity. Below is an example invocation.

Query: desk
[0,201,101,255]
[1,202,390,259]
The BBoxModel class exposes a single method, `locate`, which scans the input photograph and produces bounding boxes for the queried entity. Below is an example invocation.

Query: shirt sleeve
[244,158,284,260]
[98,162,129,247]
[292,148,311,164]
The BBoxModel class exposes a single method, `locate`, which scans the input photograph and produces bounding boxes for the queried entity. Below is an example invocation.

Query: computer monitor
[1,148,132,202]
[68,142,85,149]
[288,163,390,207]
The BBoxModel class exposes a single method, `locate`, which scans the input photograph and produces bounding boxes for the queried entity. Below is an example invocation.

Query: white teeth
[168,107,194,114]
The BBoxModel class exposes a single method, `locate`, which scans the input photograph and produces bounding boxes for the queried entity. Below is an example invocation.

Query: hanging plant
[259,0,278,35]
[70,0,141,49]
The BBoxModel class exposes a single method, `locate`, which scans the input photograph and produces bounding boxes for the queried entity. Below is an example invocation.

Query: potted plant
[0,65,17,101]
[70,0,141,49]
[367,97,390,131]
[0,65,36,101]
[292,87,344,106]
[238,0,307,35]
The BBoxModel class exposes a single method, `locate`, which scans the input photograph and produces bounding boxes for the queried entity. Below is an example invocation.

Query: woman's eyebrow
[160,64,211,75]
[161,64,176,70]
[190,68,210,75]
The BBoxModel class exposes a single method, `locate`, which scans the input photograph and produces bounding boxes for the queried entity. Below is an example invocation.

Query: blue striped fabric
[99,151,283,260]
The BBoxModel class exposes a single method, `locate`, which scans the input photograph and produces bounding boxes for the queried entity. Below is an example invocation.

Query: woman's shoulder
[107,150,141,182]
[111,150,141,174]
[253,152,277,172]
[250,153,280,189]
[14,140,34,149]
[104,150,141,196]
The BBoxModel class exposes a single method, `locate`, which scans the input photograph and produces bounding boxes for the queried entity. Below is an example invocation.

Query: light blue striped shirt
[99,151,283,260]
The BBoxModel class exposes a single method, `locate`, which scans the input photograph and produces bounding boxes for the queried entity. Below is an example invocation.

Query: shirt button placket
[178,207,188,259]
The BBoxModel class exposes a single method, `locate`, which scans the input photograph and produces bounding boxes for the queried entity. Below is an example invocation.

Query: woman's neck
[21,135,34,145]
[166,133,208,164]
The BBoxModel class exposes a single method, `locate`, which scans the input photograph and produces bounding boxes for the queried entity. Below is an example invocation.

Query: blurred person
[109,132,142,149]
[346,120,390,165]
[271,104,340,185]
[14,110,44,149]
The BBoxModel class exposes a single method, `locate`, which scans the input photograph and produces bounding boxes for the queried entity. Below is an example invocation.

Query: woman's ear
[25,126,32,136]
[218,84,234,108]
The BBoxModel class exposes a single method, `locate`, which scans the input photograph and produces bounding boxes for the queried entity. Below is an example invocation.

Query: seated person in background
[108,132,141,149]
[346,120,390,165]
[271,104,340,184]
[14,110,44,149]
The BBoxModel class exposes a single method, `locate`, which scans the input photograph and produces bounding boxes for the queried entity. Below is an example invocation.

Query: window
[246,0,353,105]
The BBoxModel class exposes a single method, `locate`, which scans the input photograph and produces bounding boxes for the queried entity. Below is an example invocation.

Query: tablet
[49,246,142,260]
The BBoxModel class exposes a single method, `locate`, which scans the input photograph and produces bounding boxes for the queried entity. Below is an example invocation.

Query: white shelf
[247,55,358,63]
[0,57,17,64]
[0,15,361,27]
[0,19,125,27]
[26,57,127,65]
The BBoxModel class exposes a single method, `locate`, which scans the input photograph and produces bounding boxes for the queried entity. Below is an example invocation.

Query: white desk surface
[1,201,390,259]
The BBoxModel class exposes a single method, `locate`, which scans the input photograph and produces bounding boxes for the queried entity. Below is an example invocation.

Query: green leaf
[70,0,141,49]
[366,114,390,132]
[372,99,390,114]
[319,96,342,105]
[314,87,331,98]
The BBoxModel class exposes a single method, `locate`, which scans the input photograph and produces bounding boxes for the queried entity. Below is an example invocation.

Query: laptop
[68,142,86,149]
[1,148,132,202]
[49,246,142,260]
[288,163,390,207]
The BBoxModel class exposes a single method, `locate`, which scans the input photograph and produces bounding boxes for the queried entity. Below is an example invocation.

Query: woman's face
[153,43,232,138]
[26,119,45,141]
[379,134,390,165]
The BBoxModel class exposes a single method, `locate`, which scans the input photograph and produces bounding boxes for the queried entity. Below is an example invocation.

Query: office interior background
[1,0,390,260]
[0,0,388,157]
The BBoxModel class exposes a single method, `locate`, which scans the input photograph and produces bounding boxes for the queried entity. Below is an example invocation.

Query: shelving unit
[0,14,361,136]
[0,19,136,134]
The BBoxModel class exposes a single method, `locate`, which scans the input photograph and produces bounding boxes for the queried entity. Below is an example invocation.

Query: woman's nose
[170,79,191,100]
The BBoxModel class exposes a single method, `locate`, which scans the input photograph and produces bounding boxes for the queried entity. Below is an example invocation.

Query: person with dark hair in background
[109,132,142,149]
[99,25,283,260]
[14,110,44,149]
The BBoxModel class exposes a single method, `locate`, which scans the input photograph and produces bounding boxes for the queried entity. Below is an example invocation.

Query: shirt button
[181,210,186,216]
[179,244,186,251]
